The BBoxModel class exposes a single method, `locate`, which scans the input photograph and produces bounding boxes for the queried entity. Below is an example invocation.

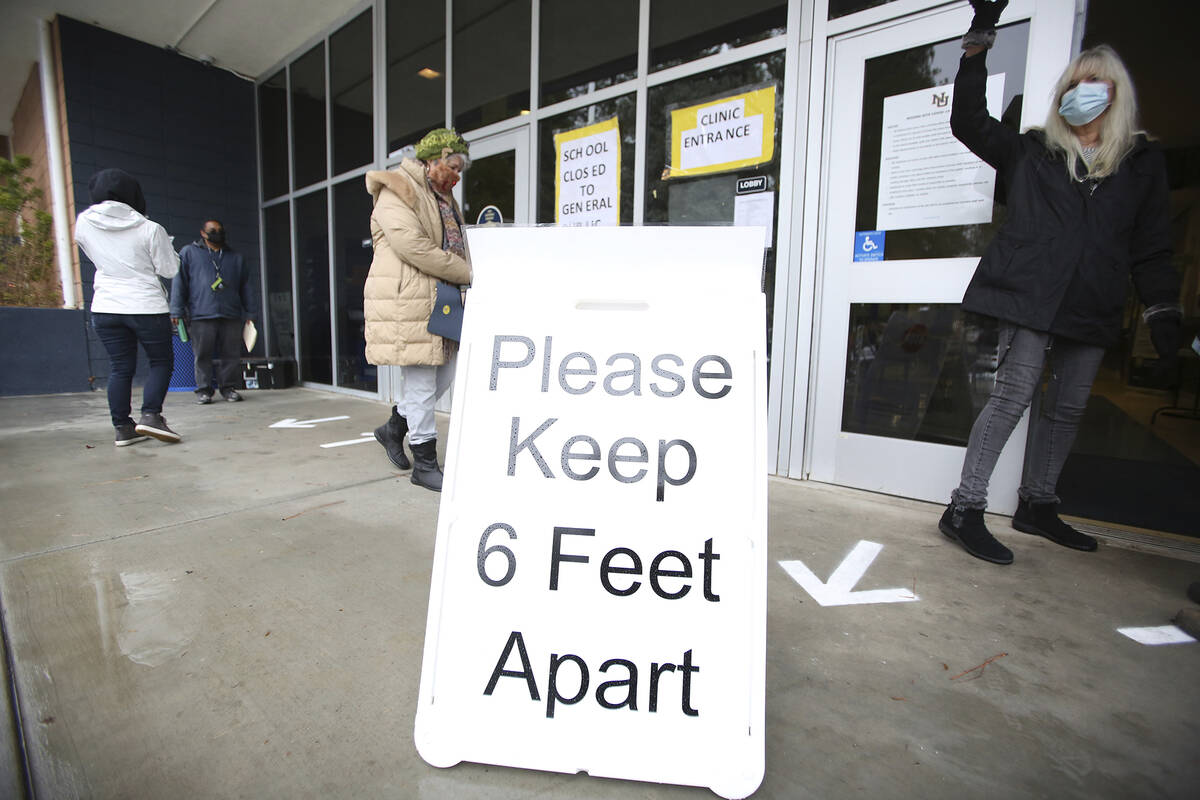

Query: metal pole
[38,17,78,309]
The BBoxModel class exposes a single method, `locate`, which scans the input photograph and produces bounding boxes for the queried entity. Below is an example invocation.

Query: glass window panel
[854,22,1030,260]
[829,0,899,19]
[645,55,784,362]
[537,94,636,225]
[649,0,785,73]
[291,43,327,189]
[333,178,376,391]
[330,10,374,175]
[539,0,637,107]
[453,0,531,131]
[294,189,332,384]
[842,304,999,446]
[462,150,516,224]
[259,70,289,199]
[387,0,445,156]
[263,203,295,359]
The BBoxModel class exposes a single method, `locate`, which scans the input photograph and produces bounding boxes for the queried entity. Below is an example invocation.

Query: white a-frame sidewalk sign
[415,226,768,799]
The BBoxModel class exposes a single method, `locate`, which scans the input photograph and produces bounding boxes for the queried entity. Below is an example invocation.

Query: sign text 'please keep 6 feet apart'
[414,226,768,799]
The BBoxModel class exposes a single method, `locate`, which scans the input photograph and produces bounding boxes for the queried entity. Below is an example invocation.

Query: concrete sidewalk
[1,388,1197,799]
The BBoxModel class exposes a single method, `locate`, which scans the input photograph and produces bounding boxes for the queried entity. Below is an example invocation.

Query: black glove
[1149,316,1181,383]
[968,0,1009,31]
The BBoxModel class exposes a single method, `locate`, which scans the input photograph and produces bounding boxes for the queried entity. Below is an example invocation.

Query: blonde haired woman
[938,0,1181,564]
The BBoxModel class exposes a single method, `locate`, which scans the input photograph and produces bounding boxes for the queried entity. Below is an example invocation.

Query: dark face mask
[204,228,226,246]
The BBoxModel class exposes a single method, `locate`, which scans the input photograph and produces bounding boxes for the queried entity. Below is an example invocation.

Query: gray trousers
[398,351,457,446]
[952,324,1105,509]
[190,317,243,393]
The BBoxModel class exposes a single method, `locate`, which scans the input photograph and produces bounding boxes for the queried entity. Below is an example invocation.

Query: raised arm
[949,0,1021,171]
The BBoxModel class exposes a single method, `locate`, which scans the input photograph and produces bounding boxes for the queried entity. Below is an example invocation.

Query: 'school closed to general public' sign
[414,226,769,799]
[554,116,621,227]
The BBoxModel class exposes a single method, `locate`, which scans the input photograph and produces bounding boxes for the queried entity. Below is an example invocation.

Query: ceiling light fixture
[417,68,441,79]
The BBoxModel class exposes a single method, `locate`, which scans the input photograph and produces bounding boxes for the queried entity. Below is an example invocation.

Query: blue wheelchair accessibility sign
[854,230,885,262]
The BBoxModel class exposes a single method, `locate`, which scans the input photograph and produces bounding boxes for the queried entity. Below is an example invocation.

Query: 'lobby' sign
[415,226,768,800]
[667,85,776,179]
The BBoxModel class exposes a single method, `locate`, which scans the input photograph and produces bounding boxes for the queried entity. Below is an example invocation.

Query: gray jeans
[952,324,1105,509]
[398,351,457,446]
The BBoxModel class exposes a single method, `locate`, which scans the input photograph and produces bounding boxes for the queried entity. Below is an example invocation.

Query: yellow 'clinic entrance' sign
[667,85,776,179]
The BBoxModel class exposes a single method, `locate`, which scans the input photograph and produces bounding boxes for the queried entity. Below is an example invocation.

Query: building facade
[8,0,1196,535]
[254,0,1090,507]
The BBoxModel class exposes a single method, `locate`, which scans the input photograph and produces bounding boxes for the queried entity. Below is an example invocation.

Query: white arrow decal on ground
[321,433,377,449]
[779,540,919,607]
[1117,626,1196,646]
[269,415,351,429]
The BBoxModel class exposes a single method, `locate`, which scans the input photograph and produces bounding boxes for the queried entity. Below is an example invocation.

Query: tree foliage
[1,155,61,307]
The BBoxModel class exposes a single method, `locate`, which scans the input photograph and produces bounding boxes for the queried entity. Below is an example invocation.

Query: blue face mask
[1058,81,1110,126]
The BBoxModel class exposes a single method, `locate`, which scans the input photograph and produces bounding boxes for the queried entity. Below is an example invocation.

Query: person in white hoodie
[76,168,183,446]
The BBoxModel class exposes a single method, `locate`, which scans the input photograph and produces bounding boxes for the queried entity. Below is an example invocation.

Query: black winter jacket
[951,51,1178,347]
[170,241,257,321]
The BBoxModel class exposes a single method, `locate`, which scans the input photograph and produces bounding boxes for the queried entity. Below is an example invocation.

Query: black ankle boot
[1011,498,1097,551]
[373,409,410,470]
[410,439,443,492]
[939,503,1013,565]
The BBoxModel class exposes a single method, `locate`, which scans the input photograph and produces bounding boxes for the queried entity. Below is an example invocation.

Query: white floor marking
[779,540,919,607]
[269,415,351,429]
[1117,626,1197,646]
[320,433,376,449]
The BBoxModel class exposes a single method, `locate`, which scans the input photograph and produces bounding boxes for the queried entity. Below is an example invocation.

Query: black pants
[92,313,173,426]
[190,317,242,393]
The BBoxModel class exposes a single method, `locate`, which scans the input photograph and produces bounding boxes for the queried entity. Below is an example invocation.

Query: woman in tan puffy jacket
[364,128,471,492]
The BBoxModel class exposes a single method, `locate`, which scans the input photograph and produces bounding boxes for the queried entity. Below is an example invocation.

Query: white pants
[398,352,456,446]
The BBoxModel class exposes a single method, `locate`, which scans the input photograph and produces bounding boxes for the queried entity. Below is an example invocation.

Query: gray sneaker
[134,413,182,443]
[114,423,149,447]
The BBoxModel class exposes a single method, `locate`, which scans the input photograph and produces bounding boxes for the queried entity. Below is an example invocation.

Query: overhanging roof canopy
[0,0,365,135]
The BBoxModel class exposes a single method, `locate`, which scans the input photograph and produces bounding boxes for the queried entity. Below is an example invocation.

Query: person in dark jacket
[170,220,257,403]
[938,0,1182,565]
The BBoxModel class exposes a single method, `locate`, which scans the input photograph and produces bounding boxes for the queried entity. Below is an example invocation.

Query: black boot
[939,503,1013,565]
[1011,498,1097,551]
[410,439,443,492]
[373,408,410,470]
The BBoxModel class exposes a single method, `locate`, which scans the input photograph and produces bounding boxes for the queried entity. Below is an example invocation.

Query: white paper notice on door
[876,73,1005,232]
[733,192,774,248]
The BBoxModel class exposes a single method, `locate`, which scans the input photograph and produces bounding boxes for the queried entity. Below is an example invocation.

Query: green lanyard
[209,249,224,291]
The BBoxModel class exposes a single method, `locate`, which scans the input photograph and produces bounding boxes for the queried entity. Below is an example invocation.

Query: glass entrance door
[460,127,531,225]
[807,0,1075,512]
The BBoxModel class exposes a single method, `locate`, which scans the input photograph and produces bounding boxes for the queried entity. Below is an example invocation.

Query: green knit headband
[416,128,469,161]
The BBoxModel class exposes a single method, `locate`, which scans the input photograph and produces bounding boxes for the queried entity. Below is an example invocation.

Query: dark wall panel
[0,309,93,396]
[57,16,261,383]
